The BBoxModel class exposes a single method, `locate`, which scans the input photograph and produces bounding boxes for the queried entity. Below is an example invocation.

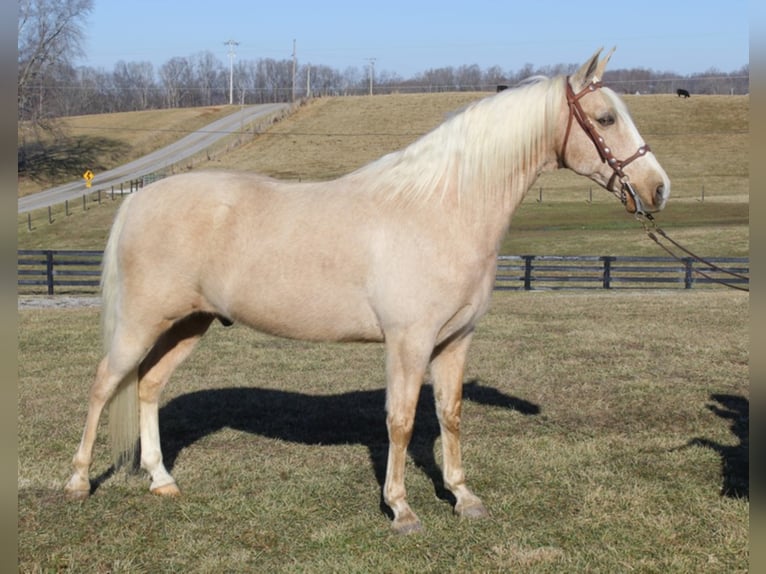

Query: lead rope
[637,213,749,292]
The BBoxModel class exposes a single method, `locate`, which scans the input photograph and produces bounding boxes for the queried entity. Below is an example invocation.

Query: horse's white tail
[102,195,141,471]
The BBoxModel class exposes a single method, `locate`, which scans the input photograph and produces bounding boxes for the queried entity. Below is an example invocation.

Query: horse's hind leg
[137,313,214,496]
[65,332,159,499]
[430,331,488,519]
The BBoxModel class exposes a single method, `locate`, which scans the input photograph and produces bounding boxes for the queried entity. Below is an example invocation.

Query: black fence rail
[496,255,749,291]
[18,250,103,295]
[17,251,749,296]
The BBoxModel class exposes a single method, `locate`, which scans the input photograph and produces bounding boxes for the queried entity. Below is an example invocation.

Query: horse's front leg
[430,330,489,519]
[383,332,432,534]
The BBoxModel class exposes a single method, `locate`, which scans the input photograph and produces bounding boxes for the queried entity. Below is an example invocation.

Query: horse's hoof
[64,488,90,501]
[151,482,181,497]
[392,519,423,535]
[455,501,489,519]
[64,475,91,500]
[391,508,423,534]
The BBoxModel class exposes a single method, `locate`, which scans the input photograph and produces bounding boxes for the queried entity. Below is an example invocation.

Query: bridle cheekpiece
[561,77,651,215]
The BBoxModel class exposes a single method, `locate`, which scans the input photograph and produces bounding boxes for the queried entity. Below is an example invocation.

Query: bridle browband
[561,77,652,215]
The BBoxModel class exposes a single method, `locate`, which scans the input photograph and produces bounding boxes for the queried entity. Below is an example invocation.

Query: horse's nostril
[655,184,666,205]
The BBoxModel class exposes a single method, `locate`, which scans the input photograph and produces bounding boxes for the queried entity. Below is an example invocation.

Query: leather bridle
[558,77,748,291]
[561,78,651,215]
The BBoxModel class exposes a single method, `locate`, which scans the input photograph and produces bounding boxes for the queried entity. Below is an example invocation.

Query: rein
[561,78,651,215]
[561,77,749,292]
[636,213,750,292]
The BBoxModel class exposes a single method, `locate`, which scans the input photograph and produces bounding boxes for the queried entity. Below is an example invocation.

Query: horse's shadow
[153,379,539,508]
[683,393,749,499]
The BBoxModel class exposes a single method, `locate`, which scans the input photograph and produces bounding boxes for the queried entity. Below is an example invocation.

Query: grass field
[17,90,749,570]
[18,290,748,572]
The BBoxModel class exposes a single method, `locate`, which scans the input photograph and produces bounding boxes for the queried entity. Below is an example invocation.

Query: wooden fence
[17,250,749,296]
[18,250,102,295]
[495,255,749,291]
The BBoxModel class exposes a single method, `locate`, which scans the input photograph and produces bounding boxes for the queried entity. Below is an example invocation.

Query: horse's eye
[597,114,615,127]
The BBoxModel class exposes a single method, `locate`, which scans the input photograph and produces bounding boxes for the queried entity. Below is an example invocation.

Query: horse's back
[114,171,386,341]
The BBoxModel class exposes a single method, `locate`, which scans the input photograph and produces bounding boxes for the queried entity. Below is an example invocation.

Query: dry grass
[18,106,243,196]
[212,93,485,180]
[18,290,748,572]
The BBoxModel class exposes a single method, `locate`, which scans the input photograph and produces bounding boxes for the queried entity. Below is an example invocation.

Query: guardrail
[17,250,749,296]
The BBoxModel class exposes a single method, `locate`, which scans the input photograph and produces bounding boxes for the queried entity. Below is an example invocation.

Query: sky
[78,0,749,78]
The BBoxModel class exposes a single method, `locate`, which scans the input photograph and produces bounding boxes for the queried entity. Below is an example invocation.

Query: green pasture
[18,291,748,572]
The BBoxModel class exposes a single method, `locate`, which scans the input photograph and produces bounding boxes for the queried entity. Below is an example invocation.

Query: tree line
[18,0,749,124]
[20,52,749,120]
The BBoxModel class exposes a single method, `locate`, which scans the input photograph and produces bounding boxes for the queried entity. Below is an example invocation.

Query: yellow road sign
[83,169,94,188]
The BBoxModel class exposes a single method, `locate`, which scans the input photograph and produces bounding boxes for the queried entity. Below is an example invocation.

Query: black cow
[677,88,691,98]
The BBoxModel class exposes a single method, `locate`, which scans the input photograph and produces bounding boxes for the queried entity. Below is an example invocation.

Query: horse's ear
[593,46,616,80]
[570,47,615,91]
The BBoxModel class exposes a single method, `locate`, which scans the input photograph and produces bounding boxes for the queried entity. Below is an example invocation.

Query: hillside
[18,106,243,197]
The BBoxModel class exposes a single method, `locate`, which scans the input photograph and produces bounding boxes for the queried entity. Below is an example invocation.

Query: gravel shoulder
[18,296,101,310]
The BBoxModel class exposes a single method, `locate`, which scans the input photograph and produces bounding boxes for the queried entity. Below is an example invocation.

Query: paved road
[18,103,289,214]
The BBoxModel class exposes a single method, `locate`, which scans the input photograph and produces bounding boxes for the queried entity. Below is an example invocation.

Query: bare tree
[484,65,507,88]
[257,58,293,102]
[112,61,156,110]
[455,64,482,91]
[234,60,258,104]
[191,51,224,106]
[18,0,94,121]
[303,64,343,97]
[160,57,194,108]
[417,67,456,92]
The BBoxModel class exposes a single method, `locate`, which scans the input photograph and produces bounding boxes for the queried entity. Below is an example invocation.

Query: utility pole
[291,39,297,102]
[224,39,239,105]
[365,58,376,96]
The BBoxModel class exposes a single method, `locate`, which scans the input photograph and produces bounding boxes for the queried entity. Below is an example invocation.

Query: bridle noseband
[561,77,652,215]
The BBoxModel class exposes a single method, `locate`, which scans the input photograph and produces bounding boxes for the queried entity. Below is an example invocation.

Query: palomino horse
[65,48,670,533]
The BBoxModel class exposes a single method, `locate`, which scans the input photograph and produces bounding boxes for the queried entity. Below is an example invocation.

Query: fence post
[65,199,70,216]
[45,250,54,295]
[48,206,53,224]
[523,255,534,290]
[684,258,694,289]
[602,256,614,289]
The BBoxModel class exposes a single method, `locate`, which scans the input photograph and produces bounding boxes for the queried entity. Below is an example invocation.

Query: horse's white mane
[348,75,565,208]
